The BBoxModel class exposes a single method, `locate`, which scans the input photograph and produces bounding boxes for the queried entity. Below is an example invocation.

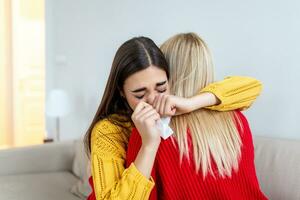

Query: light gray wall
[45,0,300,140]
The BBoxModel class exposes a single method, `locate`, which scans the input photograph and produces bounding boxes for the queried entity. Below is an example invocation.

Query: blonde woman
[85,36,262,200]
[126,33,267,200]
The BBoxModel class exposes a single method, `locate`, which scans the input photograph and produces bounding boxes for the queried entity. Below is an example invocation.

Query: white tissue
[156,117,173,140]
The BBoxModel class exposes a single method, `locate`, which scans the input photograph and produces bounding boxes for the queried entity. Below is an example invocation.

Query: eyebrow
[131,80,167,93]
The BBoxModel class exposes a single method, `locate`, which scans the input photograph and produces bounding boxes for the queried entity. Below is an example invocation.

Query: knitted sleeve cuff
[125,163,155,190]
[199,76,262,111]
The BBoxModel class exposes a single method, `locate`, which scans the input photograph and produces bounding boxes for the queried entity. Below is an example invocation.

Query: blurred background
[1,0,299,149]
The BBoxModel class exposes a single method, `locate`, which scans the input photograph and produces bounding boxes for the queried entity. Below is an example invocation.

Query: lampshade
[46,89,71,117]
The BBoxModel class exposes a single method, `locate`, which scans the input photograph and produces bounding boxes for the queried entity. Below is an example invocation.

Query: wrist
[189,92,219,110]
[141,139,161,151]
[186,96,201,112]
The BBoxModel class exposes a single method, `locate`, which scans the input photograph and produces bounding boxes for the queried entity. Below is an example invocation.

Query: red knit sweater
[125,111,268,200]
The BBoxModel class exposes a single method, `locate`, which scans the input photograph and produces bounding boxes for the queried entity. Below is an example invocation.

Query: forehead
[124,66,167,89]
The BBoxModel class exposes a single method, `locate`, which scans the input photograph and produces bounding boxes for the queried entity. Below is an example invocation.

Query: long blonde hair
[160,33,242,178]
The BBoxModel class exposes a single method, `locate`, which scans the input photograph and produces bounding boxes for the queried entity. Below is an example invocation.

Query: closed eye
[157,89,167,93]
[134,89,166,99]
[135,95,145,99]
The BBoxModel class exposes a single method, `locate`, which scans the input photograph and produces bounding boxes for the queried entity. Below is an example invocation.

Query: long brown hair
[84,37,169,156]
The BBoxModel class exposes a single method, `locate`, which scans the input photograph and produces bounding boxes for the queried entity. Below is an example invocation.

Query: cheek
[125,95,141,110]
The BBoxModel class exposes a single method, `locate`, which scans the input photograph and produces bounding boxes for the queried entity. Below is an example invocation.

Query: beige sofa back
[0,141,75,176]
[254,136,300,200]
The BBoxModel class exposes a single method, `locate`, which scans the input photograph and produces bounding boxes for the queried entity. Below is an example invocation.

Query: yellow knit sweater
[90,76,262,199]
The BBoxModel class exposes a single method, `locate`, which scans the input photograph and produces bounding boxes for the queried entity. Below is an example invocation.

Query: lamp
[46,89,71,141]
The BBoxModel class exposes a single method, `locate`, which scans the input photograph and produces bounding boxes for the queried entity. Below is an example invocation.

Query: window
[0,0,45,149]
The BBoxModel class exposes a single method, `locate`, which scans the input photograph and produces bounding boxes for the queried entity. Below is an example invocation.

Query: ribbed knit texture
[125,111,268,200]
[86,76,263,200]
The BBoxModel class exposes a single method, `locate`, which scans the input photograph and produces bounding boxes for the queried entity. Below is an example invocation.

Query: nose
[146,92,157,105]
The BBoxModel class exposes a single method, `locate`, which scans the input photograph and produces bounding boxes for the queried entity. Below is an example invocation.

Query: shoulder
[92,115,131,137]
[91,115,132,158]
[233,110,250,131]
[234,110,247,122]
[233,110,254,145]
[92,118,118,135]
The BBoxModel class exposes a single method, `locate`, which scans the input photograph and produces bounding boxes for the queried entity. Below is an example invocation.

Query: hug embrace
[84,33,268,200]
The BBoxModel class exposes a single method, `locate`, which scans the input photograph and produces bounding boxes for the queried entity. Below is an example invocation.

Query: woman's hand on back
[131,101,161,149]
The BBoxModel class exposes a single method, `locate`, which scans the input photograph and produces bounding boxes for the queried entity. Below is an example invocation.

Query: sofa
[0,140,89,200]
[0,136,299,200]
